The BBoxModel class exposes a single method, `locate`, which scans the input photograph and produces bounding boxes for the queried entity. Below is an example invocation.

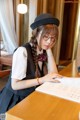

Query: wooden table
[6,62,80,120]
[59,61,79,77]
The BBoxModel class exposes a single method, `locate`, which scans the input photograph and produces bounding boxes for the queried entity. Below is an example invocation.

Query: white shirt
[11,46,43,80]
[11,47,27,80]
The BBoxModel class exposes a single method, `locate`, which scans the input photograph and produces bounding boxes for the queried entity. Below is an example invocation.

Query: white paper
[55,77,80,88]
[36,77,80,103]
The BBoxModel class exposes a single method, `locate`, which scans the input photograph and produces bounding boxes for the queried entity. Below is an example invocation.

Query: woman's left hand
[40,72,63,83]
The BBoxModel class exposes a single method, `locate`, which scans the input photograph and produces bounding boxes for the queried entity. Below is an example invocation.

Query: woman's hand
[40,72,62,84]
[49,42,55,49]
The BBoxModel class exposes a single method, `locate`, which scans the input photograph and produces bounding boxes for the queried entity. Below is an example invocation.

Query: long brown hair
[30,24,58,78]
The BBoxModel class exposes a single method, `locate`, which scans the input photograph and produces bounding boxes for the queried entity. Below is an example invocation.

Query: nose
[46,38,51,44]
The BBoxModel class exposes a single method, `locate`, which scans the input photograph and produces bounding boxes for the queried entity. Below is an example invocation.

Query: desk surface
[6,62,80,120]
[59,61,79,77]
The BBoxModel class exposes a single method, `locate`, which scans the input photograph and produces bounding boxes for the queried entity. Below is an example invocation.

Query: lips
[44,45,49,49]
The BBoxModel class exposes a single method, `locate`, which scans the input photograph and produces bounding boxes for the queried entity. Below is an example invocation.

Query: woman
[0,13,61,113]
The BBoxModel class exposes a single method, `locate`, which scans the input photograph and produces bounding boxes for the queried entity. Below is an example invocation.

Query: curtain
[0,0,18,54]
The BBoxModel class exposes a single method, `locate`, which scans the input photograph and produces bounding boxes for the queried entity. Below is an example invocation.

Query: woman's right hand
[40,72,62,84]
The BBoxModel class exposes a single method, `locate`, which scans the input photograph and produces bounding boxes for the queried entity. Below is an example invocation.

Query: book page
[36,77,80,103]
[56,77,80,88]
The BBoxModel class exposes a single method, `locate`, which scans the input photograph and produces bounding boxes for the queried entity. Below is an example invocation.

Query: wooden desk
[59,61,79,77]
[6,62,80,120]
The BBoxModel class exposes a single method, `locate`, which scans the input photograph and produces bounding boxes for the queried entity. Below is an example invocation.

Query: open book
[36,77,80,103]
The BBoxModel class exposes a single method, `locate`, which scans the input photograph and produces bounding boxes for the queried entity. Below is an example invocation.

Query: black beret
[30,13,60,30]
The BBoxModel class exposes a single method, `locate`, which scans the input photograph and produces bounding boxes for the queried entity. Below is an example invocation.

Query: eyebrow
[44,35,56,37]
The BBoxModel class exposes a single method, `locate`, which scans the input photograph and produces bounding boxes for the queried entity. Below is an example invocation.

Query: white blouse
[11,46,43,80]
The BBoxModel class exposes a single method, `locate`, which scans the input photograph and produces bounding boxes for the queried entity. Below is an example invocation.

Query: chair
[0,55,12,78]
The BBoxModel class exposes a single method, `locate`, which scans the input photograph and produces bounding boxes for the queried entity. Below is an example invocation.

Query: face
[36,24,58,50]
[37,32,56,50]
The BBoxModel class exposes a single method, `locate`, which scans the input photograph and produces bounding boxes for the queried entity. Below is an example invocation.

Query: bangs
[42,25,58,39]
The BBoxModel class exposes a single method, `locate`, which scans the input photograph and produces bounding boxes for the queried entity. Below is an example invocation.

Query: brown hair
[30,24,58,78]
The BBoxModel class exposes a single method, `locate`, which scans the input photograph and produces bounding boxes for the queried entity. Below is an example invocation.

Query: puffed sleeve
[11,47,27,80]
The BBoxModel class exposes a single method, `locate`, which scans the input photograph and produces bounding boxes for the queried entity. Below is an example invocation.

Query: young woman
[0,13,61,113]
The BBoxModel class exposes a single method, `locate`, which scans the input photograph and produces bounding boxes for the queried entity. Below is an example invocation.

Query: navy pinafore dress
[0,43,45,113]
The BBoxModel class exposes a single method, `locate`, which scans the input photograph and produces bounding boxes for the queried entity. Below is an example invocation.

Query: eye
[43,35,48,41]
[44,35,48,38]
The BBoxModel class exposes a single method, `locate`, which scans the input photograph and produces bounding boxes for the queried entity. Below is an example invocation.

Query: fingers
[52,74,63,79]
[45,73,63,83]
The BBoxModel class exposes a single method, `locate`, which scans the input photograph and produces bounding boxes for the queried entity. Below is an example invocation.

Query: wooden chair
[0,55,12,78]
[0,69,11,77]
